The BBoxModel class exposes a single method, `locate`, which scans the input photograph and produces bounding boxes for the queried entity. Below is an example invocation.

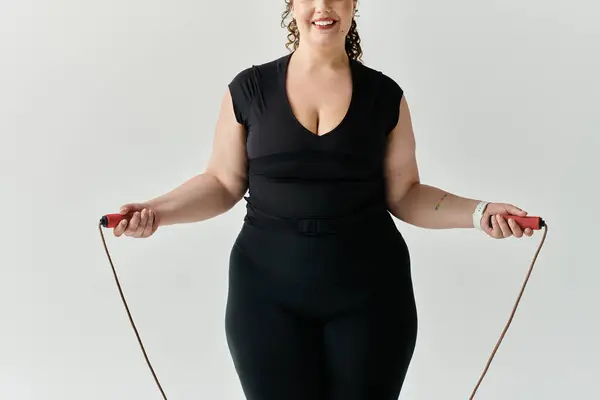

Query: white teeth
[314,20,334,26]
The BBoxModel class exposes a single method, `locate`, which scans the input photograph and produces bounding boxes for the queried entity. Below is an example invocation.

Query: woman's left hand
[480,203,534,239]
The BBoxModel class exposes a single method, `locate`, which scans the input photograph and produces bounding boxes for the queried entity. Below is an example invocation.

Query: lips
[312,19,337,28]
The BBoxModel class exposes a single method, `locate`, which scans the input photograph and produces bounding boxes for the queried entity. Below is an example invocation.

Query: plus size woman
[112,1,535,399]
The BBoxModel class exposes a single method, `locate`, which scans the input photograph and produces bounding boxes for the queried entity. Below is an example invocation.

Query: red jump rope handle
[100,212,135,228]
[489,215,545,230]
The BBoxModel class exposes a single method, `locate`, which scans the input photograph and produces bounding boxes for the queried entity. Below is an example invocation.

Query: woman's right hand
[113,203,160,238]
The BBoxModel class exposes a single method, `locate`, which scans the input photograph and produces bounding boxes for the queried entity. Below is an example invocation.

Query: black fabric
[224,52,416,400]
[228,52,404,219]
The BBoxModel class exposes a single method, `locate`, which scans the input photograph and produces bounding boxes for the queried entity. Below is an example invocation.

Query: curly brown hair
[280,0,363,62]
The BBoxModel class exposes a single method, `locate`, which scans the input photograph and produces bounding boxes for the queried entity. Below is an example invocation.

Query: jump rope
[98,212,547,399]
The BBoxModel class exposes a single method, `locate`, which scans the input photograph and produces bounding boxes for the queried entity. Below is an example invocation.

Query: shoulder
[380,71,404,100]
[229,54,288,87]
[375,68,404,101]
[228,54,287,102]
[356,62,405,134]
[227,54,289,125]
[355,61,404,99]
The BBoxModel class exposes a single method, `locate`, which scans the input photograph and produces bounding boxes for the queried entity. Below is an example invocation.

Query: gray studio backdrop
[2,0,598,399]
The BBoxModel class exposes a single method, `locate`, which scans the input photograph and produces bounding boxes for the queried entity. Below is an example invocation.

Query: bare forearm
[144,173,241,226]
[389,183,481,229]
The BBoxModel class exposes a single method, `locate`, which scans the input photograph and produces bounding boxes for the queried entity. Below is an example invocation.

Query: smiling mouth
[312,19,337,28]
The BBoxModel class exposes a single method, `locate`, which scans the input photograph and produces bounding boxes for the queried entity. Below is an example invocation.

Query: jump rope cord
[98,221,548,400]
[469,223,548,399]
[98,223,169,400]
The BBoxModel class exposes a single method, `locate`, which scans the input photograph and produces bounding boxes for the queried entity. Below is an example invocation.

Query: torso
[228,51,404,221]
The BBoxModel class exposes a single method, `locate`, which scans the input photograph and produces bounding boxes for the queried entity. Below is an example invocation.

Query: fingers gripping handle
[100,212,135,228]
[490,215,545,230]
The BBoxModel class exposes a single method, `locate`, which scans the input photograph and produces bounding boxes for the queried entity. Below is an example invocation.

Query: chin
[310,37,338,47]
[308,31,344,47]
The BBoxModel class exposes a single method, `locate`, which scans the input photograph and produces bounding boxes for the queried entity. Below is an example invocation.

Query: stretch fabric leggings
[224,211,418,400]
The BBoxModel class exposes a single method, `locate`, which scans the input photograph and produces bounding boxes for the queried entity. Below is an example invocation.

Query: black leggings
[225,213,418,400]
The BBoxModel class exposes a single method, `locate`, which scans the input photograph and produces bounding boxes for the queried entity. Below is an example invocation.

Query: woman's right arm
[114,88,248,236]
[149,88,248,226]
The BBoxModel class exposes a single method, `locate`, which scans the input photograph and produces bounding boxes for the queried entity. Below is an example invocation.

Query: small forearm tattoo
[434,193,448,210]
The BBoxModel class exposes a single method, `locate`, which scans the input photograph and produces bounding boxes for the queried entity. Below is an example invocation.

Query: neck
[291,43,349,72]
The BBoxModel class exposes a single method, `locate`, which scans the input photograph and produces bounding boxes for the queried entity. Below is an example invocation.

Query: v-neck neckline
[281,52,356,138]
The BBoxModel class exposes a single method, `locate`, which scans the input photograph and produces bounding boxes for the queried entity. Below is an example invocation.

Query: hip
[228,215,415,319]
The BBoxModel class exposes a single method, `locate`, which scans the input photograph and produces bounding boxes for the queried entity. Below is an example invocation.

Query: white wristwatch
[472,201,490,230]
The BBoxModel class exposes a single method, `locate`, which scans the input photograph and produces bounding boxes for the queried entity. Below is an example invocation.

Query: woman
[112,1,534,399]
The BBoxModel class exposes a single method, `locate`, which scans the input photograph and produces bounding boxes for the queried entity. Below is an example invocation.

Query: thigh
[225,243,326,400]
[324,284,418,400]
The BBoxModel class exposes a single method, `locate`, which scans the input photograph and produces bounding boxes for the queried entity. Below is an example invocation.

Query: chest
[244,60,389,163]
[285,71,353,138]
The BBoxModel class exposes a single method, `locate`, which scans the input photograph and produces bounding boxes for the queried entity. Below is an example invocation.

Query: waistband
[243,202,389,236]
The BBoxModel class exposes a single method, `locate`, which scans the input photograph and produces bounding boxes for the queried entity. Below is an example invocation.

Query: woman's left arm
[384,95,534,238]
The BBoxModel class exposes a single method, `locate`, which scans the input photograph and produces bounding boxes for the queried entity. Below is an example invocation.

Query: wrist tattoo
[434,193,448,210]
